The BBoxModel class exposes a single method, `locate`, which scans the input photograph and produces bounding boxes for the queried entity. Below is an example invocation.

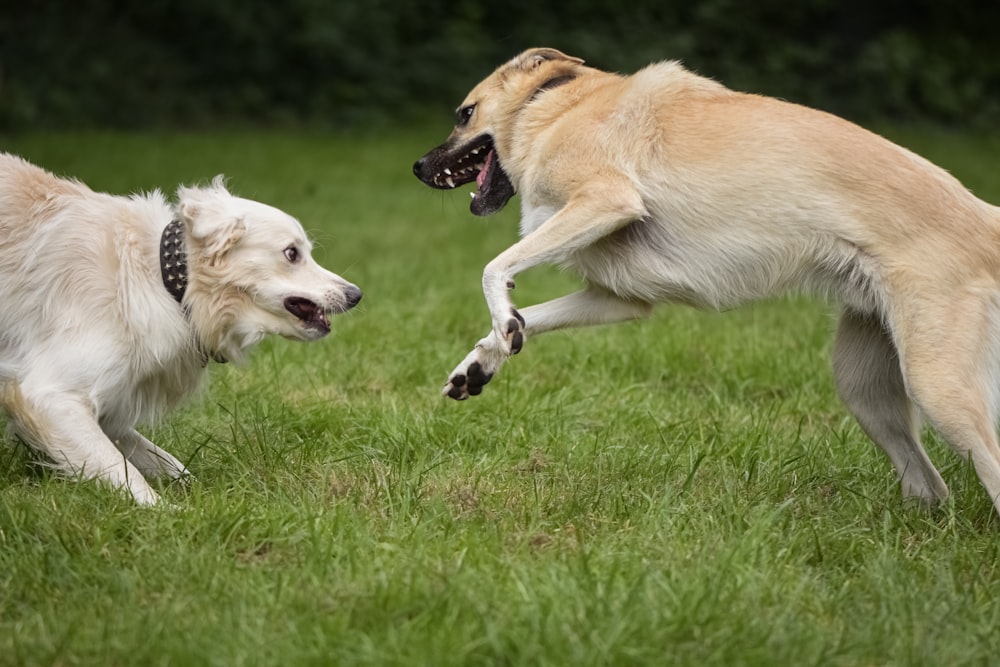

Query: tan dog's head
[176,178,361,362]
[413,47,585,216]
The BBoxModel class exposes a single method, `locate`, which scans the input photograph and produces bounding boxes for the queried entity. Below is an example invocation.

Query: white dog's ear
[178,177,247,265]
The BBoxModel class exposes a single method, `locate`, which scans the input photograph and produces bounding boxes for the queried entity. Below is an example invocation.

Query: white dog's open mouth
[284,296,331,336]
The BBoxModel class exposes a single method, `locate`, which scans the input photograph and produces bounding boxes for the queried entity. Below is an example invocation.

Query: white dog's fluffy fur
[0,153,361,504]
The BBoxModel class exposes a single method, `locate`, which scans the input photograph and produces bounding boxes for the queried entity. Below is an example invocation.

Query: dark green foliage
[1,0,997,129]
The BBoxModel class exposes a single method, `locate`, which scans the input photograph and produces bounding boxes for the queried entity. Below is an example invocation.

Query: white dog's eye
[284,246,300,263]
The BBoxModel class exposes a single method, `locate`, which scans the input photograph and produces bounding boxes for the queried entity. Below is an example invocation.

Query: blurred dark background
[2,0,998,130]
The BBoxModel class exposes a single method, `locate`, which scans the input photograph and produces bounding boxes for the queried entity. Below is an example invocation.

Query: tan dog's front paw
[444,360,494,400]
[443,336,513,400]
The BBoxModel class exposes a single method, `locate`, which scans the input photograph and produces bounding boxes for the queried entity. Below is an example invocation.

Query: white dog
[0,153,361,504]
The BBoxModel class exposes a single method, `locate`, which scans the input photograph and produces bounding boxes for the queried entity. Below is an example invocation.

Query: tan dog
[414,47,1000,516]
[0,154,361,504]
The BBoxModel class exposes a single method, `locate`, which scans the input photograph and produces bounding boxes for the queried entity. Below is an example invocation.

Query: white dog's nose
[343,284,362,310]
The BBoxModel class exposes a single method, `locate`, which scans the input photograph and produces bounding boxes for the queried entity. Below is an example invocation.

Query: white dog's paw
[443,333,520,400]
[122,440,191,481]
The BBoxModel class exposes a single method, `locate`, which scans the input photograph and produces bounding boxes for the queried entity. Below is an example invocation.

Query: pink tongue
[476,150,494,189]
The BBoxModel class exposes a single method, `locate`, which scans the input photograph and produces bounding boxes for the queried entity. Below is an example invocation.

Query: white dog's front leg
[2,384,160,504]
[115,430,191,481]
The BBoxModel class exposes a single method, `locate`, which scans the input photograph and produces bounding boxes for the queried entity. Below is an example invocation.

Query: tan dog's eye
[284,246,300,263]
[457,104,476,126]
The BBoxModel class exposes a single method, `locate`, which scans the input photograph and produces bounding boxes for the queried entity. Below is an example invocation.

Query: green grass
[2,125,1000,666]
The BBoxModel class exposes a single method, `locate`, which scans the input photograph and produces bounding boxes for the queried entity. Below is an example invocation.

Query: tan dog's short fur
[415,48,1000,516]
[0,154,361,504]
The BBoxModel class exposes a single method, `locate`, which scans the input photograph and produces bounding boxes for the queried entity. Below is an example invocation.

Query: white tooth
[446,176,455,188]
[444,168,452,175]
[470,192,476,199]
[471,148,480,155]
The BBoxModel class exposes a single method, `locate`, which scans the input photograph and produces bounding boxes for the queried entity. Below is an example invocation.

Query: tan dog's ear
[519,48,585,70]
[178,177,247,266]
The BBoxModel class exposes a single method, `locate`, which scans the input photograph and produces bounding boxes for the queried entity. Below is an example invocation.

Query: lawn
[2,124,1000,666]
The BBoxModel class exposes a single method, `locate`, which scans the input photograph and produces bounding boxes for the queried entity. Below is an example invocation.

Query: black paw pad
[512,309,525,327]
[451,374,467,388]
[447,384,467,400]
[467,362,493,387]
[511,331,523,354]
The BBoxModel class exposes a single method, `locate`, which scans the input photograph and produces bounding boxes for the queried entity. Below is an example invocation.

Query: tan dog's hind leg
[893,292,1000,515]
[444,184,646,399]
[1,383,160,504]
[832,309,948,503]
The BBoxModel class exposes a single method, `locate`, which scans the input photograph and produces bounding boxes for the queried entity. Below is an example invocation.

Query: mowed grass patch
[1,126,1000,665]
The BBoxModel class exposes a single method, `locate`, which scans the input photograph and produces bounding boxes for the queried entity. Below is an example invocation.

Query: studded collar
[159,218,188,303]
[158,220,225,364]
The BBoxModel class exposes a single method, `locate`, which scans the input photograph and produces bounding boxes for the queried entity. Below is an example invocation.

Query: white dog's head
[176,178,361,363]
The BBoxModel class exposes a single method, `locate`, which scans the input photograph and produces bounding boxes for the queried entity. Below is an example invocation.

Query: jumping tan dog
[414,47,1000,516]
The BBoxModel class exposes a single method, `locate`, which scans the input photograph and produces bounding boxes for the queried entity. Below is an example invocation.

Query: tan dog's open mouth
[413,134,515,216]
